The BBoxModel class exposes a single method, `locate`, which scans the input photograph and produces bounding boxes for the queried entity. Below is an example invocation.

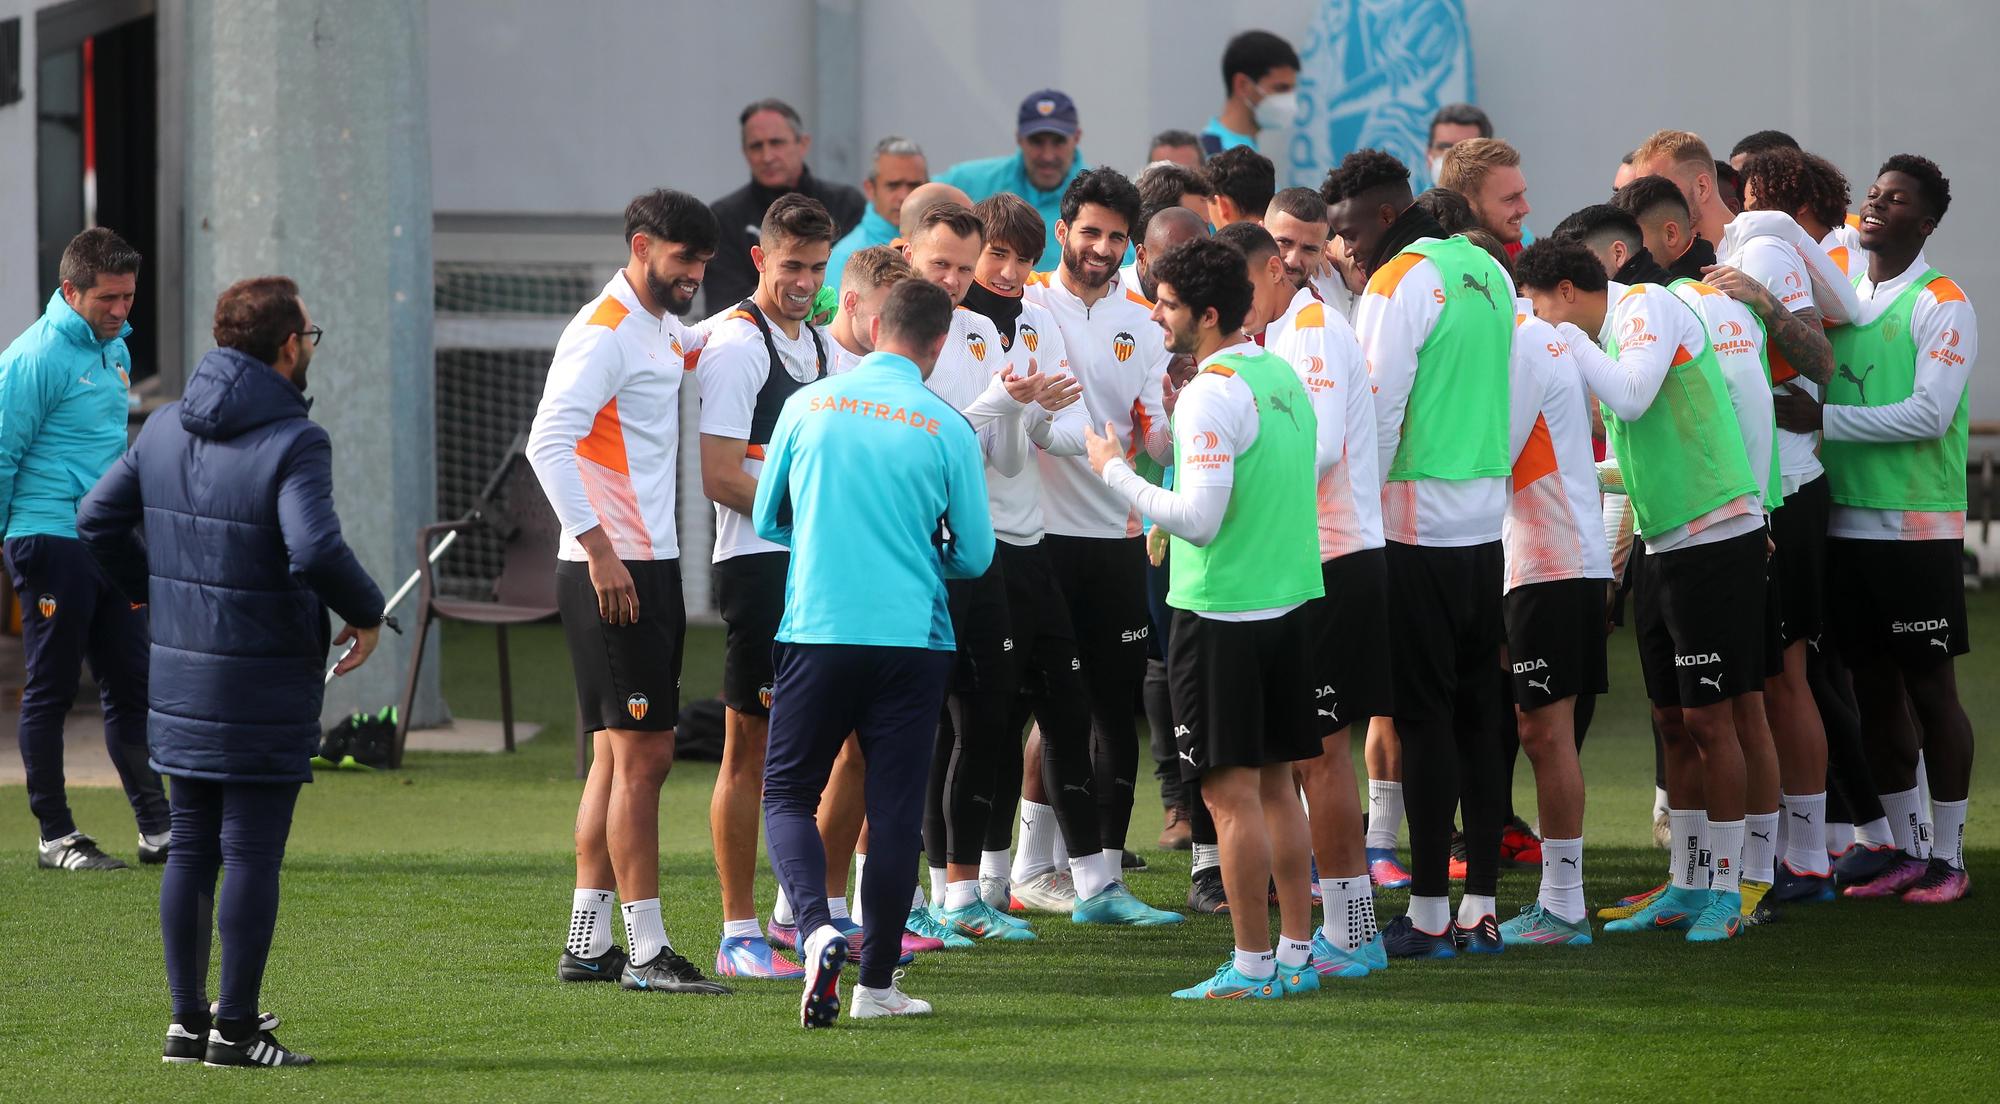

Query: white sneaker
[1010,869,1077,913]
[848,972,932,1019]
[978,875,1011,910]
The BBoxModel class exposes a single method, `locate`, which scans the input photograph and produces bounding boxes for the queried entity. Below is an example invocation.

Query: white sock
[1191,842,1221,874]
[1881,787,1923,856]
[980,849,1011,883]
[1933,798,1968,870]
[1669,808,1705,890]
[1916,752,1936,857]
[1854,815,1894,849]
[929,866,948,908]
[1782,792,1830,875]
[1276,936,1312,969]
[1743,811,1779,883]
[772,887,796,928]
[1052,826,1070,868]
[1071,851,1114,900]
[1011,802,1057,880]
[1708,820,1746,895]
[1538,837,1585,923]
[620,899,670,964]
[567,888,615,958]
[1408,894,1450,935]
[1233,946,1276,980]
[1320,875,1376,952]
[851,852,868,925]
[1456,893,1496,928]
[1653,785,1670,819]
[827,896,850,922]
[1365,780,1404,850]
[944,879,980,911]
[1827,820,1856,855]
[722,917,761,940]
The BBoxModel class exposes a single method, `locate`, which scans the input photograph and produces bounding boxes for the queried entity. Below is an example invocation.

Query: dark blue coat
[77,348,385,783]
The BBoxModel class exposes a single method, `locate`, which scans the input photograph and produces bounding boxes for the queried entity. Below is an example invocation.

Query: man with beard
[527,189,731,995]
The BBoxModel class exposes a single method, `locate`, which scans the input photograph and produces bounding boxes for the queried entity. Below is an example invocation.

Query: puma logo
[1931,637,1950,650]
[1558,856,1578,868]
[1178,748,1198,767]
[1527,676,1552,695]
[1062,783,1090,794]
[1837,361,1876,403]
[1317,708,1338,719]
[1462,271,1496,309]
[1790,810,1811,822]
[1750,831,1771,842]
[1699,674,1724,693]
[1268,390,1299,428]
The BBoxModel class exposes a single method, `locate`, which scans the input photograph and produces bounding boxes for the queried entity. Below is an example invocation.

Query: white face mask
[1252,89,1299,132]
[1428,153,1447,183]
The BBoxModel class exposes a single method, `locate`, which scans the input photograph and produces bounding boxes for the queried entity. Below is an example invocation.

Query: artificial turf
[3,595,1999,1100]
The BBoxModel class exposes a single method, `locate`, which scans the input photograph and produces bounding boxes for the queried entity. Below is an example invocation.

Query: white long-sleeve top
[1720,211,1837,493]
[924,306,1031,479]
[1504,300,1611,590]
[988,299,1086,546]
[1265,284,1383,559]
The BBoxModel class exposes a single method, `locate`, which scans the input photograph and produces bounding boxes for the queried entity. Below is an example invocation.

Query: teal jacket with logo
[937,149,1087,269]
[0,292,133,539]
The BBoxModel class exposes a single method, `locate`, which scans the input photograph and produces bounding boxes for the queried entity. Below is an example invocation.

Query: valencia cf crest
[1112,331,1136,362]
[1020,323,1039,352]
[625,693,650,722]
[966,332,987,362]
[36,594,55,619]
[758,684,775,710]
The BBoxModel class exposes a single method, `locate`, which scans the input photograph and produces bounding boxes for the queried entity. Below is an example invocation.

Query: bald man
[899,183,975,240]
[1121,206,1208,303]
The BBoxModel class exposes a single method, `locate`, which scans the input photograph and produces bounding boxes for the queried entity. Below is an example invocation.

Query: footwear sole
[801,939,848,1028]
[162,1056,200,1064]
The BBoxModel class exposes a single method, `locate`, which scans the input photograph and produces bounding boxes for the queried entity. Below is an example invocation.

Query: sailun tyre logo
[1624,316,1646,338]
[1718,320,1743,337]
[36,594,55,619]
[1021,323,1040,352]
[626,693,650,722]
[1112,332,1136,362]
[1192,430,1220,450]
[967,333,987,362]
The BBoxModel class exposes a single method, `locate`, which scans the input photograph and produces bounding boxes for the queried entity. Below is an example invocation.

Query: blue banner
[1285,0,1477,192]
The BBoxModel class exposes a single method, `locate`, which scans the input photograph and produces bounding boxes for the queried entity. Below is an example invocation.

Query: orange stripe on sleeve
[1827,246,1850,276]
[726,309,758,325]
[1929,277,1967,304]
[1769,346,1799,384]
[1670,345,1694,368]
[1125,288,1155,309]
[745,444,767,461]
[1363,252,1425,298]
[1295,302,1325,329]
[575,399,630,475]
[1512,414,1559,492]
[586,297,630,330]
[1199,365,1237,378]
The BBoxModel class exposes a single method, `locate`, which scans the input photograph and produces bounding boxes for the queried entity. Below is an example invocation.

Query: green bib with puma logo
[1384,236,1514,483]
[1824,268,1968,511]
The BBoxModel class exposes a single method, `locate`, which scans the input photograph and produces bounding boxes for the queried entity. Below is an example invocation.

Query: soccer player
[824,136,928,297]
[1026,168,1174,876]
[530,189,731,994]
[1229,210,1392,976]
[1201,30,1300,155]
[827,246,913,373]
[1728,128,1799,173]
[1780,155,1976,903]
[694,194,837,979]
[1206,146,1277,229]
[1613,175,1716,281]
[1517,234,1769,943]
[1122,205,1208,303]
[0,227,170,871]
[1085,237,1325,998]
[1268,186,1355,312]
[1326,149,1522,957]
[754,277,994,1025]
[1436,138,1531,248]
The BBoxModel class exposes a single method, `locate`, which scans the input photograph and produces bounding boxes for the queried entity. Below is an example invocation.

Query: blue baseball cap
[1017,90,1079,139]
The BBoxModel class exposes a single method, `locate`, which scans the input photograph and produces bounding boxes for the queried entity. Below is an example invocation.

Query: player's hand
[331,622,382,676]
[1699,264,1781,318]
[1147,524,1170,566]
[1002,366,1047,405]
[1084,420,1126,475]
[1162,353,1197,419]
[1035,373,1083,412]
[588,548,640,625]
[1772,381,1823,433]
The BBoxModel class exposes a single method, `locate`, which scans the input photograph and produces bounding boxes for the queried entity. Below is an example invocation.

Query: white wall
[0,0,41,341]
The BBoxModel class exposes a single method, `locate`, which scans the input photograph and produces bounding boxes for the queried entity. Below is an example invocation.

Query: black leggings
[1811,639,1886,825]
[1405,675,1508,899]
[926,689,1016,867]
[160,777,301,1032]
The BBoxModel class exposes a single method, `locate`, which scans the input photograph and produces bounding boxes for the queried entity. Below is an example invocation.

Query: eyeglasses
[298,326,324,347]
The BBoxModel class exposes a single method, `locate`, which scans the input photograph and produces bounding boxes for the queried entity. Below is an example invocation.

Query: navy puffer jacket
[77,347,384,782]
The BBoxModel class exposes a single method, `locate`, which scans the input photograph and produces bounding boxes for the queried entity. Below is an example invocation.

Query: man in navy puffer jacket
[78,275,385,1068]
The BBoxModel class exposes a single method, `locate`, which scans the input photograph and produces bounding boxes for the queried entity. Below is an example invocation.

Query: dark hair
[1619,149,1635,166]
[1149,128,1202,153]
[212,276,307,365]
[1413,187,1478,234]
[1738,148,1849,230]
[1151,238,1253,334]
[876,277,954,349]
[1220,30,1300,92]
[1714,160,1742,192]
[1060,167,1142,233]
[624,188,719,254]
[1429,102,1493,140]
[1879,153,1952,222]
[1215,220,1279,262]
[760,194,836,250]
[1320,149,1411,205]
[1514,238,1608,294]
[1136,163,1211,240]
[1268,186,1327,225]
[975,193,1046,264]
[1206,146,1276,217]
[738,98,804,135]
[1551,203,1643,254]
[1730,129,1798,159]
[1612,174,1691,226]
[58,227,142,292]
[911,200,985,246]
[1462,229,1512,274]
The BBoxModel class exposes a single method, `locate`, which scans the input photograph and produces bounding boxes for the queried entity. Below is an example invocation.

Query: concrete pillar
[178,0,441,727]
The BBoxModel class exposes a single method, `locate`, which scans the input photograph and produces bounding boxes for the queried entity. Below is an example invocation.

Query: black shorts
[1769,475,1830,645]
[1827,537,1970,669]
[1504,577,1611,710]
[1043,534,1151,689]
[946,561,1013,694]
[1760,529,1787,679]
[714,551,788,717]
[1308,548,1393,728]
[996,541,1085,700]
[556,558,686,733]
[1167,606,1322,777]
[1384,540,1504,723]
[1631,528,1767,708]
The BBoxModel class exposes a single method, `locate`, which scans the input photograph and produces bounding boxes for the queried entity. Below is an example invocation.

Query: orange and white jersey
[1026,269,1172,538]
[1354,240,1522,548]
[693,307,826,563]
[990,299,1086,546]
[1720,211,1846,493]
[1821,222,1870,282]
[1265,284,1382,558]
[1827,250,1979,541]
[1672,280,1777,512]
[1504,301,1611,590]
[528,272,693,562]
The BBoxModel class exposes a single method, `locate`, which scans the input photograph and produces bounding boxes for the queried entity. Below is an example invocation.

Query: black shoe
[37,832,129,871]
[620,949,733,994]
[203,1029,314,1067]
[559,945,628,982]
[138,832,171,865]
[1121,849,1147,871]
[1382,915,1456,959]
[1187,866,1230,914]
[163,1023,206,1064]
[1452,914,1504,955]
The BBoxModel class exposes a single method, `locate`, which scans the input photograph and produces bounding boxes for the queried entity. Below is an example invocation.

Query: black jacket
[706,167,866,314]
[1664,236,1718,283]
